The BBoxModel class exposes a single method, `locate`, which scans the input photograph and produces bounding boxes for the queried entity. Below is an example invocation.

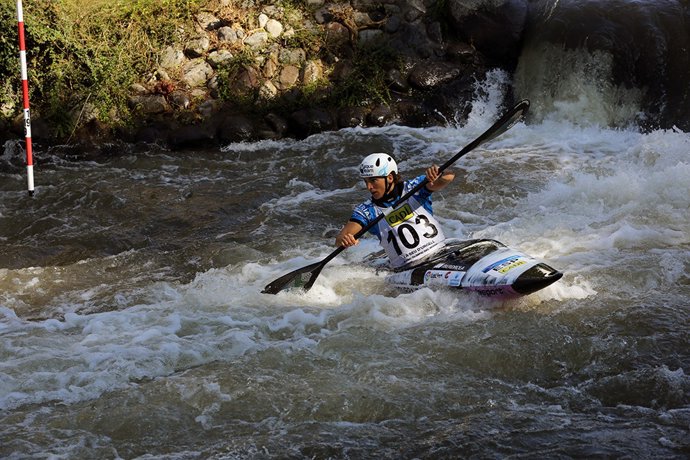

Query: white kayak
[367,239,563,298]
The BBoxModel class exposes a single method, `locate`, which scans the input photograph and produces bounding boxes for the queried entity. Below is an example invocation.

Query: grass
[0,0,402,141]
[0,0,204,138]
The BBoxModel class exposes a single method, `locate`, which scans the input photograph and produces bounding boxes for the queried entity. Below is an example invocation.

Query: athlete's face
[364,174,392,200]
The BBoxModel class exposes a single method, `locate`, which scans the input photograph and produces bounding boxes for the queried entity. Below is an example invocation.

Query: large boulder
[447,0,529,67]
[289,108,335,138]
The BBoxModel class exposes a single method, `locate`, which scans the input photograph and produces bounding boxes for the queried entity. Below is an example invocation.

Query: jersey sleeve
[350,202,371,226]
[350,201,381,239]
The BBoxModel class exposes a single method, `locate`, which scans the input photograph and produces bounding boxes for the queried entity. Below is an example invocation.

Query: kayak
[367,239,563,298]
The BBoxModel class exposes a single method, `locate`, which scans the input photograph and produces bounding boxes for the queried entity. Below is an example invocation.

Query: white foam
[2,92,688,420]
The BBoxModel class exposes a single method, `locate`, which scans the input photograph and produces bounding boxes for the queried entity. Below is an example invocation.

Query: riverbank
[0,0,526,150]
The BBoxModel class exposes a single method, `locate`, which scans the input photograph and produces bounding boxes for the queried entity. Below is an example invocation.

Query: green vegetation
[0,0,204,137]
[327,42,398,107]
[215,49,257,108]
[0,0,402,142]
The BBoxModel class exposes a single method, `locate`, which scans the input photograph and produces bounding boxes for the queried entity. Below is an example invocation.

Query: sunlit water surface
[1,94,689,458]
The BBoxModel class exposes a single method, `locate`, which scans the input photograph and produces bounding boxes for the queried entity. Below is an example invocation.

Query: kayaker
[335,153,455,269]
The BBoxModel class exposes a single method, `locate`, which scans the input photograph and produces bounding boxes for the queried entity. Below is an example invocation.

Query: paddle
[262,99,530,295]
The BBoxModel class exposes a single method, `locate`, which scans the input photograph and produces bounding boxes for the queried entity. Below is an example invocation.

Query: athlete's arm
[425,165,455,192]
[335,221,363,247]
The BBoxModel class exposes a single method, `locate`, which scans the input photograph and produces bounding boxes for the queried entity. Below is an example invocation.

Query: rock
[236,66,261,92]
[160,47,186,70]
[265,19,284,38]
[207,50,234,69]
[427,22,443,44]
[279,48,306,65]
[218,27,241,44]
[353,11,376,28]
[62,0,529,148]
[259,80,279,100]
[386,69,409,93]
[395,99,437,127]
[384,15,401,33]
[337,106,367,128]
[302,60,323,85]
[245,31,269,50]
[447,0,528,65]
[405,0,426,22]
[185,36,211,58]
[130,83,148,95]
[367,104,394,126]
[197,12,222,31]
[265,113,288,136]
[198,100,220,119]
[359,29,383,44]
[408,62,462,90]
[289,108,335,138]
[330,60,354,82]
[155,68,171,82]
[207,75,219,98]
[182,60,214,88]
[131,124,168,144]
[168,123,216,149]
[190,88,208,100]
[314,7,332,25]
[169,91,191,109]
[389,22,438,59]
[279,65,300,89]
[262,54,279,78]
[128,95,170,114]
[324,22,351,49]
[447,42,478,64]
[217,114,256,143]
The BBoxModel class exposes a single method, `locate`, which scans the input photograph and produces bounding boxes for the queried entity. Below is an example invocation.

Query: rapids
[2,78,689,457]
[519,0,690,131]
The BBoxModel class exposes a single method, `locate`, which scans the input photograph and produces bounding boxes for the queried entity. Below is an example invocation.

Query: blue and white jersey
[350,175,446,268]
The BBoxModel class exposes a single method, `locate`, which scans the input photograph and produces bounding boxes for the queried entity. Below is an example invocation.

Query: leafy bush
[0,0,205,138]
[0,0,401,141]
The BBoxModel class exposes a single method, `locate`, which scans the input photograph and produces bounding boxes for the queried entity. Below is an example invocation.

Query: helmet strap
[384,173,394,195]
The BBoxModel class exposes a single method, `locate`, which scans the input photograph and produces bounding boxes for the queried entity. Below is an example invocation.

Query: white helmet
[359,153,398,178]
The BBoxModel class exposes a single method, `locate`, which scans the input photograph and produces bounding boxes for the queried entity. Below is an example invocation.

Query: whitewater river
[1,90,689,458]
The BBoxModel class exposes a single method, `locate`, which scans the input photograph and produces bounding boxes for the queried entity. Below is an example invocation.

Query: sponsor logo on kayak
[424,270,445,284]
[497,259,526,274]
[448,272,463,287]
[385,203,413,227]
[475,287,508,297]
[440,264,468,271]
[482,255,527,274]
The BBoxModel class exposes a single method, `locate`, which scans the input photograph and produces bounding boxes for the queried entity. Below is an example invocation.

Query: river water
[2,76,690,457]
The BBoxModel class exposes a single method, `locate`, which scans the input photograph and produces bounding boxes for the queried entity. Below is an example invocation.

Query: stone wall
[106,0,528,148]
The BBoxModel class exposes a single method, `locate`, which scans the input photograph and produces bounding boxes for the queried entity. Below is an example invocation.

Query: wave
[517,0,690,130]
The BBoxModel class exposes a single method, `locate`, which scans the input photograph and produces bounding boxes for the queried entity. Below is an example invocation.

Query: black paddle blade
[261,260,326,294]
[494,99,529,137]
[487,99,529,141]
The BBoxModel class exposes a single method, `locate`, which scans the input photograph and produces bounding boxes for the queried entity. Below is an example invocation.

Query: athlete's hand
[426,164,454,191]
[336,233,359,248]
[426,165,441,185]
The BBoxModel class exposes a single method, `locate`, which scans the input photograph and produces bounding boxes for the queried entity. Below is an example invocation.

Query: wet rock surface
[4,0,527,150]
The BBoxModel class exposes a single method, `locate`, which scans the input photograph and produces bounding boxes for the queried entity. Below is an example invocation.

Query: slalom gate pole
[17,0,34,196]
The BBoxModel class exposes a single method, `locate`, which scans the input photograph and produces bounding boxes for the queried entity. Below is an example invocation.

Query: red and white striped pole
[17,0,34,196]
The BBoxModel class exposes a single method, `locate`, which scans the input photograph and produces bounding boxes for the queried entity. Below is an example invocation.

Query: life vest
[373,195,446,269]
[351,175,447,269]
